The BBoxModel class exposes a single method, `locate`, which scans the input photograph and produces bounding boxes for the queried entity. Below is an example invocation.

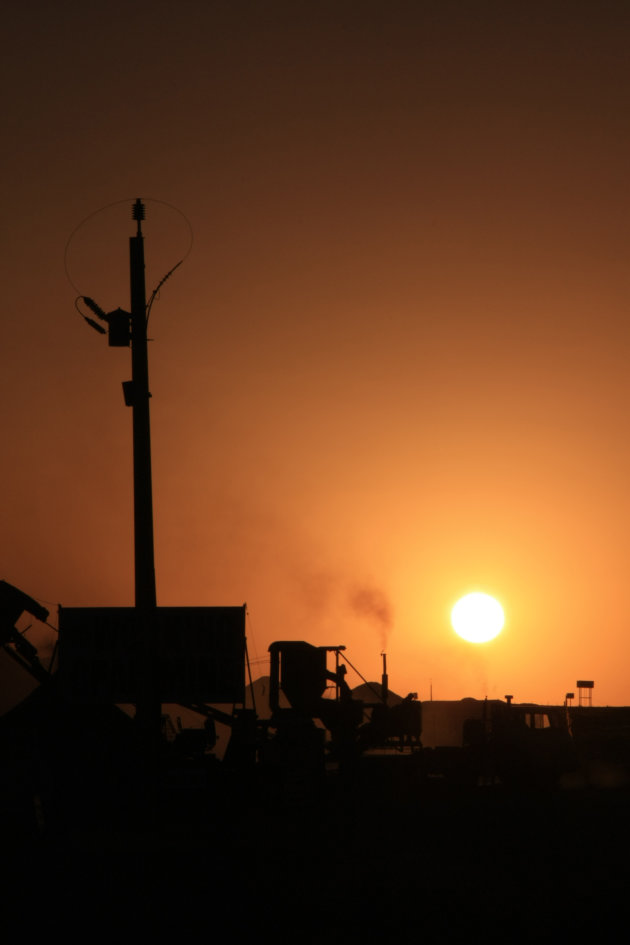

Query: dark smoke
[348,585,393,648]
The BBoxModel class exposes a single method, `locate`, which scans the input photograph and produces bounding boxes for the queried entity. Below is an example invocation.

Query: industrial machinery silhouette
[1,577,585,837]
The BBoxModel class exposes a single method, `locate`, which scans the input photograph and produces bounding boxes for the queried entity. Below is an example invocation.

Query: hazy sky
[3,0,630,707]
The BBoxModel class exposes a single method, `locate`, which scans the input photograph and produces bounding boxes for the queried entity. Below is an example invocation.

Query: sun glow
[451,592,505,644]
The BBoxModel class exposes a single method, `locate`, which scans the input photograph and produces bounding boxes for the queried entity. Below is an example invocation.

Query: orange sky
[3,1,630,708]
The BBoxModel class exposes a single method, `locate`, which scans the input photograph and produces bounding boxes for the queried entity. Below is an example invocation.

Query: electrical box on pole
[107,308,131,347]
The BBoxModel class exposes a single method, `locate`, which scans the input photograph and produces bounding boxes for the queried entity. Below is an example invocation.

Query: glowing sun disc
[451,592,504,643]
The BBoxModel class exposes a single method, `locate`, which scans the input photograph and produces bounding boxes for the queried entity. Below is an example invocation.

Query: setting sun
[451,592,505,644]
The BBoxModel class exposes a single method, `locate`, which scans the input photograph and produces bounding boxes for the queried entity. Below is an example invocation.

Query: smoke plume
[348,584,393,649]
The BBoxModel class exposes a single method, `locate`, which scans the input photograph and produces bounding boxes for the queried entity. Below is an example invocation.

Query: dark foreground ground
[5,766,629,943]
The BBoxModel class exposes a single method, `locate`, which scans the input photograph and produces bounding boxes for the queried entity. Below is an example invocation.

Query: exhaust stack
[381,651,388,705]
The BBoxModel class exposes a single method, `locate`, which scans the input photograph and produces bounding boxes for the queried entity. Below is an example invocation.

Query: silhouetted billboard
[58,605,246,703]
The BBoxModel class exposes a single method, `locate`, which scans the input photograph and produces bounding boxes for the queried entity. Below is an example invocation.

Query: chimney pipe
[381,652,388,705]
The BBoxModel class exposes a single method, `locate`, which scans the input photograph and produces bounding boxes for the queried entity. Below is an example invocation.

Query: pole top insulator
[132,198,146,222]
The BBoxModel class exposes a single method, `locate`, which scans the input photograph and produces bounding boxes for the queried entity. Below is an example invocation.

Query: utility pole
[127,200,161,773]
[82,198,161,762]
[129,198,157,613]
